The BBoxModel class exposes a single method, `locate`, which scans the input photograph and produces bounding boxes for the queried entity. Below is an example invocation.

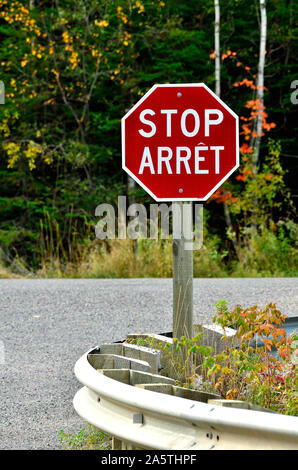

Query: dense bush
[0,0,296,277]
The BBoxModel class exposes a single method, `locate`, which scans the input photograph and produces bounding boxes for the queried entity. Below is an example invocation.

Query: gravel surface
[0,277,297,449]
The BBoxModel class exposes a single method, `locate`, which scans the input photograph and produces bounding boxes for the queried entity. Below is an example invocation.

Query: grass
[0,224,297,279]
[58,424,112,450]
[38,228,298,278]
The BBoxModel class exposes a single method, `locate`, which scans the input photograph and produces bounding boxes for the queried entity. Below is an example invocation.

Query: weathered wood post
[172,202,193,379]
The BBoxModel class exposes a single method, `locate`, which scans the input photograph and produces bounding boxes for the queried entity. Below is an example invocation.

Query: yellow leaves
[69,51,79,70]
[91,46,100,58]
[21,59,28,67]
[3,139,43,171]
[24,140,42,171]
[117,6,128,24]
[4,142,21,168]
[43,155,52,165]
[94,19,109,28]
[0,119,11,138]
[31,44,44,59]
[207,364,221,377]
[0,1,41,35]
[121,31,132,47]
[135,1,145,13]
[110,64,121,79]
[62,31,73,44]
[44,98,55,105]
[61,33,80,69]
[226,388,240,400]
[214,381,221,391]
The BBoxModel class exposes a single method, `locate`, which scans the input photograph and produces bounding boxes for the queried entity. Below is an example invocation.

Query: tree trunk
[214,0,221,97]
[251,0,267,173]
[214,0,240,258]
[250,0,267,229]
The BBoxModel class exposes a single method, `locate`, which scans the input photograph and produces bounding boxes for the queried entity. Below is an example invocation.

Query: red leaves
[263,121,276,131]
[222,50,237,60]
[210,49,237,61]
[233,78,255,89]
[236,174,246,181]
[209,189,238,204]
[240,143,253,154]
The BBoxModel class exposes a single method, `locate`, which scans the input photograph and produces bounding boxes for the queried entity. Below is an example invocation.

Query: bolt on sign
[122,83,239,201]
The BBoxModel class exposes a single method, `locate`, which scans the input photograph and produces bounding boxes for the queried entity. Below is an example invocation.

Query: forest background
[0,0,297,279]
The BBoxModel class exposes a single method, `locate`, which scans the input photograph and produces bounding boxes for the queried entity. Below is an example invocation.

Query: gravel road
[0,277,297,449]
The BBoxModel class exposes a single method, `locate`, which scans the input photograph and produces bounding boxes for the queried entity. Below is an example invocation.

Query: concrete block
[89,353,130,370]
[207,399,276,413]
[100,341,162,374]
[126,333,174,377]
[99,344,124,355]
[122,342,161,374]
[112,437,123,450]
[135,384,174,395]
[97,369,130,384]
[130,370,175,386]
[88,353,151,373]
[173,386,221,403]
[134,383,221,404]
[194,324,240,355]
[129,358,151,373]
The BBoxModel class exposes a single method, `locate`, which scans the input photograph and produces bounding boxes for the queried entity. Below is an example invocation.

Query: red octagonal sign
[122,83,239,201]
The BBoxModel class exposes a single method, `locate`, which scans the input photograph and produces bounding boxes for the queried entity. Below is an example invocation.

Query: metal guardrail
[73,337,298,450]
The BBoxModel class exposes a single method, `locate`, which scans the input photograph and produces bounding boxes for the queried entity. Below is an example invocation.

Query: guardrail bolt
[133,413,144,424]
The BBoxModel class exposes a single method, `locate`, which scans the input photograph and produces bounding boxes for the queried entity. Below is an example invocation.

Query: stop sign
[122,83,239,201]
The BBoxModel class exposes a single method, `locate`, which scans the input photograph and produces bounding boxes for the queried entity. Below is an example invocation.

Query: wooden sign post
[172,201,193,378]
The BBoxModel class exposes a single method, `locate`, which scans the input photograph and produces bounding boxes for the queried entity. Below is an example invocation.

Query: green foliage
[0,0,296,275]
[58,425,111,450]
[128,301,297,415]
[228,140,296,229]
[230,223,298,277]
[208,301,297,414]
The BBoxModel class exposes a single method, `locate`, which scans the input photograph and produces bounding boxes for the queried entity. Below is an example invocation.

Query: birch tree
[213,0,240,258]
[251,0,267,173]
[214,0,221,97]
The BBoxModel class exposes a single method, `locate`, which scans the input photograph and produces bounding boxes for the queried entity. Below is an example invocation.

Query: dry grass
[1,225,297,278]
[76,238,173,278]
[0,263,22,279]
